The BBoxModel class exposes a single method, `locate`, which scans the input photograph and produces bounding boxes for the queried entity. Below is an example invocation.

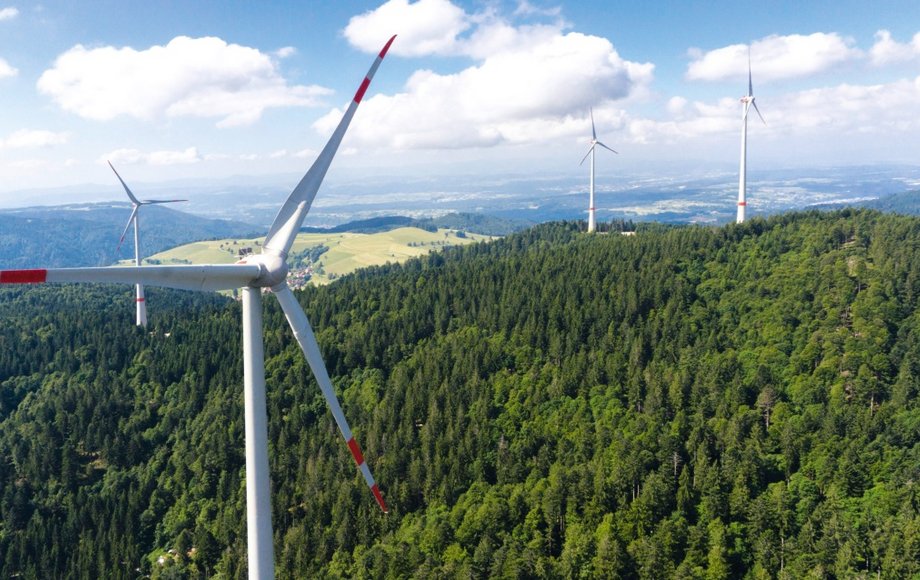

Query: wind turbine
[580,108,617,233]
[1,34,396,579]
[737,49,766,224]
[109,161,186,327]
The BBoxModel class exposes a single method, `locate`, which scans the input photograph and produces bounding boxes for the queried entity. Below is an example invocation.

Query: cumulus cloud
[344,0,566,60]
[773,76,920,134]
[0,57,16,78]
[38,36,331,127]
[344,0,470,57]
[330,2,652,151]
[0,7,18,21]
[1,129,70,148]
[626,98,738,144]
[687,33,860,83]
[627,75,920,146]
[666,96,688,116]
[870,30,920,65]
[103,147,201,166]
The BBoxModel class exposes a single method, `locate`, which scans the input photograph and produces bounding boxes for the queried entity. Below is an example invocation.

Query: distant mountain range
[0,205,528,269]
[0,203,259,269]
[1,182,917,269]
[3,164,918,228]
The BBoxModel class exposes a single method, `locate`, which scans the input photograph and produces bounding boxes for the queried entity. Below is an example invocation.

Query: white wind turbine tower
[580,108,617,233]
[1,35,396,579]
[109,161,186,327]
[737,49,766,224]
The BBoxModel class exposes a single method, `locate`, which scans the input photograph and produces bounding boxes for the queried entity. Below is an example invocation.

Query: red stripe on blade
[0,269,47,284]
[135,298,146,303]
[737,202,747,206]
[379,35,396,59]
[371,483,388,513]
[347,438,365,466]
[353,78,371,103]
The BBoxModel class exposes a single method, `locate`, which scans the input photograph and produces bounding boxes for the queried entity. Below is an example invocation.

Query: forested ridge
[1,209,919,578]
[0,203,258,269]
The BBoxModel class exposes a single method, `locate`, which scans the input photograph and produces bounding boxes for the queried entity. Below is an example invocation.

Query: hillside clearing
[143,227,493,284]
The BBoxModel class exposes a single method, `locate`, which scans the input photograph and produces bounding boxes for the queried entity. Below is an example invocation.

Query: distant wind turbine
[2,35,397,578]
[109,161,186,327]
[580,108,617,233]
[737,49,766,224]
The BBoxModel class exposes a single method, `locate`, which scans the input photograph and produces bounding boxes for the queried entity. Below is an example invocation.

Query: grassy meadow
[142,227,493,284]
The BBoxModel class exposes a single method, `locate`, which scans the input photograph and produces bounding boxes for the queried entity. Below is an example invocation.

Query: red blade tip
[379,35,397,59]
[0,269,47,284]
[371,484,388,513]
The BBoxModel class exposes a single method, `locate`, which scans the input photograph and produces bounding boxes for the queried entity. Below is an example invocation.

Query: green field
[143,227,493,284]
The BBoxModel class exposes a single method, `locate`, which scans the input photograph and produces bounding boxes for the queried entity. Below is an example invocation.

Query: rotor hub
[237,252,288,288]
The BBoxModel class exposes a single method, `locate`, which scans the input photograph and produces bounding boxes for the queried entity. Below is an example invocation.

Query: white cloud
[343,0,568,60]
[203,153,231,161]
[0,57,17,78]
[344,0,470,57]
[276,46,296,58]
[773,76,920,134]
[1,129,69,148]
[514,1,562,18]
[666,96,688,116]
[626,98,737,144]
[870,30,920,66]
[38,36,331,127]
[330,3,652,151]
[7,159,46,170]
[0,7,18,21]
[293,148,317,159]
[626,75,920,146]
[687,33,860,83]
[103,147,201,166]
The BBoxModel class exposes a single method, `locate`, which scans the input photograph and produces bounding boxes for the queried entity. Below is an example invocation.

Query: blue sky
[2,0,920,201]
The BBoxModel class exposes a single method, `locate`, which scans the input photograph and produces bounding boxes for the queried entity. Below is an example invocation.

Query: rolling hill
[0,203,260,269]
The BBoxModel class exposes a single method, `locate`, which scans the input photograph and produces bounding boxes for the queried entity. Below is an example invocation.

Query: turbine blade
[748,47,754,97]
[108,161,142,205]
[590,108,597,140]
[752,101,766,125]
[263,35,396,258]
[143,199,188,204]
[579,145,595,166]
[0,264,262,292]
[273,284,388,513]
[117,206,139,253]
[596,141,618,155]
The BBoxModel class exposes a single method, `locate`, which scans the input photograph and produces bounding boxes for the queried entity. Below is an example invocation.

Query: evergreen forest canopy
[1,209,919,578]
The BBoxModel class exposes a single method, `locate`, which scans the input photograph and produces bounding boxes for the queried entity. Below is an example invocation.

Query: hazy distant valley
[2,164,918,271]
[4,164,919,230]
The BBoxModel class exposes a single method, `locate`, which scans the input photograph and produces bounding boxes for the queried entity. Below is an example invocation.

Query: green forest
[1,209,919,578]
